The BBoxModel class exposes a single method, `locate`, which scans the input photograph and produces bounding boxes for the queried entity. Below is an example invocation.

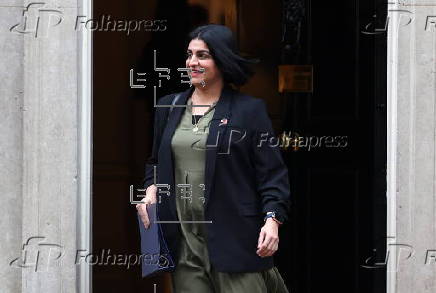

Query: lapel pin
[219,118,228,126]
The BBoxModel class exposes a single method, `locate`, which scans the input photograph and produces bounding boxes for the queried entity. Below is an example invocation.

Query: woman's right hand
[136,184,157,229]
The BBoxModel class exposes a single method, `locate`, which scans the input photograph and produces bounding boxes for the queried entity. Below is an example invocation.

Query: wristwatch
[263,211,284,225]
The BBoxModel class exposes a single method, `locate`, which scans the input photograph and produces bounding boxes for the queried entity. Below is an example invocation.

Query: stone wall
[0,1,86,292]
[388,2,436,293]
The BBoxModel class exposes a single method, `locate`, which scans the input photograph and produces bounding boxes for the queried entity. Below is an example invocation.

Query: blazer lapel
[204,86,233,211]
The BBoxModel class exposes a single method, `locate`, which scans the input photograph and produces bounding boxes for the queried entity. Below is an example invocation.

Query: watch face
[265,211,285,223]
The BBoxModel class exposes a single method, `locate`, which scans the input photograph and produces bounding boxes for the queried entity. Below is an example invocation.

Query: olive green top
[171,96,216,248]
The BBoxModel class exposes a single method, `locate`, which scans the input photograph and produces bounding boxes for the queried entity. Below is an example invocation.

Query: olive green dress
[170,97,289,293]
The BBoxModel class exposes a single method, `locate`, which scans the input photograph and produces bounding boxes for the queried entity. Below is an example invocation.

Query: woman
[136,24,291,293]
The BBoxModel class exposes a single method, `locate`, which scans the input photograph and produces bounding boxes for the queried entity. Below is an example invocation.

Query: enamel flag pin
[219,118,228,126]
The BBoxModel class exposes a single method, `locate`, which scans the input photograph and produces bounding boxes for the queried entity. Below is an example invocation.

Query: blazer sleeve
[142,97,170,190]
[250,99,291,223]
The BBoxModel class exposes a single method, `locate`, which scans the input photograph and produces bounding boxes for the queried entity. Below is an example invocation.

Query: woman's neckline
[187,97,216,116]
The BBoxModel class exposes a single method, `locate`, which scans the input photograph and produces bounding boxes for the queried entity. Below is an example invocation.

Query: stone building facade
[1,1,436,292]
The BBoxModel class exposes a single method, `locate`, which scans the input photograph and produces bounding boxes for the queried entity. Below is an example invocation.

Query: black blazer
[143,85,291,273]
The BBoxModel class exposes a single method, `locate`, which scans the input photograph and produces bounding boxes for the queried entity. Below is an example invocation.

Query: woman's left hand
[256,218,280,257]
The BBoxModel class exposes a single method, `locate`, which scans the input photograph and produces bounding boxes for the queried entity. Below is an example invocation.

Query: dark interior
[93,0,387,292]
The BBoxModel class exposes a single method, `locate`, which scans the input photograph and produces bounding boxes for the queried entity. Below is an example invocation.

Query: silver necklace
[192,114,202,132]
[191,97,217,132]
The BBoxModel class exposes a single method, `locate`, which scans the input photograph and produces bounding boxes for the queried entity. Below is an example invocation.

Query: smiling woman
[137,24,291,293]
[186,24,256,87]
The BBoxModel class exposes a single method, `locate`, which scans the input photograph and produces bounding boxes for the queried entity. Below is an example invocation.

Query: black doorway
[277,1,387,292]
[92,0,387,292]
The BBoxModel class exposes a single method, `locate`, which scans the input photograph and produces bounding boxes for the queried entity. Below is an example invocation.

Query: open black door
[276,0,387,292]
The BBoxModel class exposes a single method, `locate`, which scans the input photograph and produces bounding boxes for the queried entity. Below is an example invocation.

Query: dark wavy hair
[187,24,257,86]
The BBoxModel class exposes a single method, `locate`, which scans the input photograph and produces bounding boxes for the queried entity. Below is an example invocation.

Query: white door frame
[387,3,399,293]
[78,0,93,292]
